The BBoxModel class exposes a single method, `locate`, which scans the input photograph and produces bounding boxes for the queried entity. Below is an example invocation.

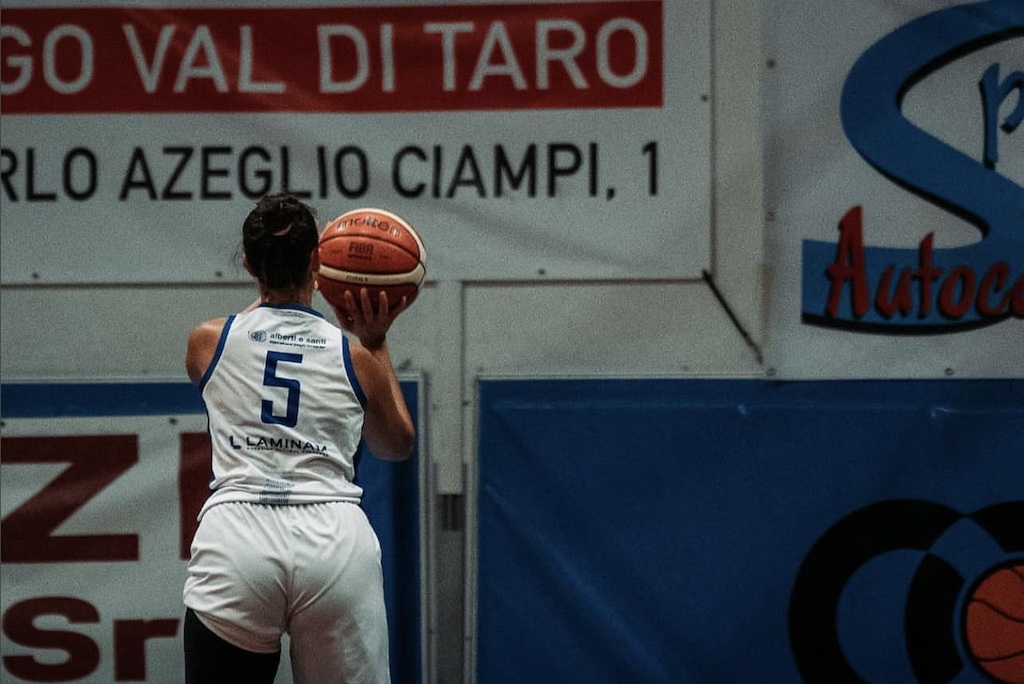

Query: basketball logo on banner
[789,499,1024,683]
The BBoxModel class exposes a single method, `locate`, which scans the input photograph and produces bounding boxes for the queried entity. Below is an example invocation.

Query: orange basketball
[317,208,426,313]
[964,563,1024,683]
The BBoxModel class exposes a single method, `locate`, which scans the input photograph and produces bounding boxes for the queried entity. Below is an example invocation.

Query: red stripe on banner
[0,3,663,113]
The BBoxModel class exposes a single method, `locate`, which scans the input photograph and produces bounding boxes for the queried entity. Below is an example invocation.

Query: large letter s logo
[802,0,1023,331]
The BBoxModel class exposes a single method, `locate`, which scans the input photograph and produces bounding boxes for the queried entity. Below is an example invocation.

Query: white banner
[0,379,423,684]
[1,415,214,684]
[0,0,711,284]
[764,0,1023,378]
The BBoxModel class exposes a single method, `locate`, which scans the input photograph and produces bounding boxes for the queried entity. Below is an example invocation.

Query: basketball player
[181,193,415,684]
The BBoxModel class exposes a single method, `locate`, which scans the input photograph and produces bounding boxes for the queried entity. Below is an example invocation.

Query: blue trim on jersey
[342,336,368,409]
[199,315,234,391]
[258,302,325,319]
[352,441,363,486]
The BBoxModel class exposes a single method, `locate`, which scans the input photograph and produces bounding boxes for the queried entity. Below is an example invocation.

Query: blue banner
[476,379,1023,683]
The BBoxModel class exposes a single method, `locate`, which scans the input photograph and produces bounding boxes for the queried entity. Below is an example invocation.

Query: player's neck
[261,283,313,308]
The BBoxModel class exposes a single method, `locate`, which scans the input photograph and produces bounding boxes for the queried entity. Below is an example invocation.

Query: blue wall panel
[476,379,1023,684]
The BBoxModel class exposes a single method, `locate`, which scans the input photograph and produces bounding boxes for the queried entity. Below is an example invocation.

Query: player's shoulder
[187,316,230,358]
[186,316,231,385]
[189,316,230,342]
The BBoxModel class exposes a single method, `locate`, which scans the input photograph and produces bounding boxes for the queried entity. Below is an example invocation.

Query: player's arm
[336,288,415,461]
[185,317,228,385]
[350,341,415,460]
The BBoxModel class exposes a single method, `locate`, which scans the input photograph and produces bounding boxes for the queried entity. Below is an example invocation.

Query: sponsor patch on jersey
[229,434,329,454]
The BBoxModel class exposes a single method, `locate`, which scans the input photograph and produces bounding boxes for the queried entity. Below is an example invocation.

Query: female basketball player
[181,193,415,684]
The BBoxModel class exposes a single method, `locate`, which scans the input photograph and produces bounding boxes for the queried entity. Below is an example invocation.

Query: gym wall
[2,1,1021,683]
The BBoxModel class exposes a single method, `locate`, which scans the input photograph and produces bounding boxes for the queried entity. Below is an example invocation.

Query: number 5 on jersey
[261,351,302,427]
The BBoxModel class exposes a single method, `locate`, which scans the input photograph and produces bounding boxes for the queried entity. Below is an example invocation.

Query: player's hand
[334,288,407,348]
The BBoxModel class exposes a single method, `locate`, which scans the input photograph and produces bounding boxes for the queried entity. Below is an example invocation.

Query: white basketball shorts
[183,501,391,684]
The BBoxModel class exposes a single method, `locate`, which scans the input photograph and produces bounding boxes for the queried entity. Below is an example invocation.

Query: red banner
[0,3,662,113]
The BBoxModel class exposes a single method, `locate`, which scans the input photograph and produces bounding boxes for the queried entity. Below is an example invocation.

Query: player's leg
[183,608,281,684]
[182,503,288,680]
[286,502,392,684]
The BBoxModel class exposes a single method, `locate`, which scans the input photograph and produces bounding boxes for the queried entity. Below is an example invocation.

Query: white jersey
[197,303,365,518]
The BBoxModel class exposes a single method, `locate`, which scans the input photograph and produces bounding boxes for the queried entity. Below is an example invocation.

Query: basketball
[963,563,1024,683]
[317,207,426,313]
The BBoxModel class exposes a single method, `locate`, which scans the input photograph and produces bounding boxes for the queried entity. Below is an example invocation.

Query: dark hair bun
[242,193,318,289]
